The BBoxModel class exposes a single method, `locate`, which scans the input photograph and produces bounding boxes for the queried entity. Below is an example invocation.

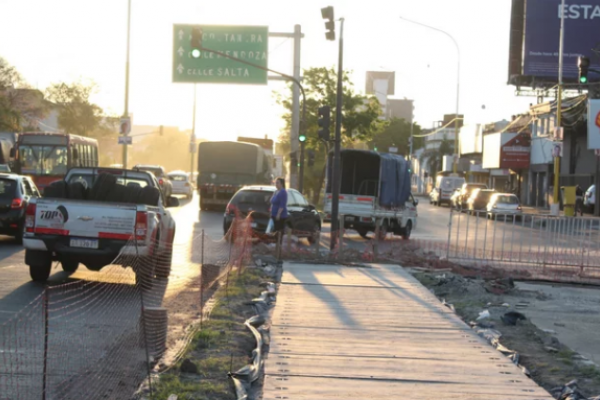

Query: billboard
[587,99,600,149]
[501,132,531,169]
[508,0,600,86]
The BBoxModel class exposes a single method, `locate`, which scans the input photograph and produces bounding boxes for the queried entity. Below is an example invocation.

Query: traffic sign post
[172,24,269,85]
[120,117,131,136]
[118,136,132,145]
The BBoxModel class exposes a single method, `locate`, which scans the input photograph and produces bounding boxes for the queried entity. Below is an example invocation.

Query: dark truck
[197,141,272,211]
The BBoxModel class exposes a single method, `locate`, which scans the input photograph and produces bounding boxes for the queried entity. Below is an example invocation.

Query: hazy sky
[0,0,534,141]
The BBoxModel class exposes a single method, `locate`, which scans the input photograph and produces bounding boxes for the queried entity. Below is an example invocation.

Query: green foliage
[276,67,384,203]
[46,81,103,136]
[369,118,423,156]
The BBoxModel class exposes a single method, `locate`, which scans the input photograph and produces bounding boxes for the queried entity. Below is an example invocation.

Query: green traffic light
[299,134,307,142]
[191,49,201,58]
[580,76,588,84]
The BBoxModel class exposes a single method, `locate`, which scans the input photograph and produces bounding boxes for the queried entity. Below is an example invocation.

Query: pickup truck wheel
[26,250,53,282]
[14,220,25,245]
[401,221,412,240]
[61,260,79,274]
[356,228,369,239]
[155,249,173,279]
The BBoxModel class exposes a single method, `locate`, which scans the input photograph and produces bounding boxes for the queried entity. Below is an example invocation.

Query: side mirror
[9,147,15,158]
[167,196,180,208]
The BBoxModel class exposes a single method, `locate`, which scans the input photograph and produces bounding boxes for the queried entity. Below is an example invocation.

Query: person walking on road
[271,177,288,241]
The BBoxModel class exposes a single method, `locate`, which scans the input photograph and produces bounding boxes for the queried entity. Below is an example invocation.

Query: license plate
[70,238,99,249]
[251,222,257,228]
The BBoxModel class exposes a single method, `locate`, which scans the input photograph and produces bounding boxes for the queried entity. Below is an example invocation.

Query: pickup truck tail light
[11,198,24,209]
[25,203,36,233]
[135,211,148,240]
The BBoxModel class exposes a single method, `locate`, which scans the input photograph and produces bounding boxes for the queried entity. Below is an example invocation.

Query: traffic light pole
[552,0,566,215]
[299,141,305,193]
[330,18,345,250]
[191,84,197,179]
[197,45,307,188]
[122,0,131,169]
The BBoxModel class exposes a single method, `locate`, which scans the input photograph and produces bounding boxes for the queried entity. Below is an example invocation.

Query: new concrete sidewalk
[262,262,552,399]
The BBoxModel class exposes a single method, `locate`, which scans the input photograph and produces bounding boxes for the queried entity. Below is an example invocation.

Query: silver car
[486,193,522,220]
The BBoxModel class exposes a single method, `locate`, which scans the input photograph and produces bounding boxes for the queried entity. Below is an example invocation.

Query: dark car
[0,173,41,243]
[466,189,497,215]
[133,165,173,198]
[455,183,488,210]
[223,186,321,244]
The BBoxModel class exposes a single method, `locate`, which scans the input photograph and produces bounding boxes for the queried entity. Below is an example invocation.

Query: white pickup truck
[324,150,418,240]
[23,168,178,282]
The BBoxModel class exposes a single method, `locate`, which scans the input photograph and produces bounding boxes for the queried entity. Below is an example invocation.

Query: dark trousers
[273,217,287,244]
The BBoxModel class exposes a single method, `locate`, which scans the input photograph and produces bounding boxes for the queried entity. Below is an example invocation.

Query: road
[0,194,230,400]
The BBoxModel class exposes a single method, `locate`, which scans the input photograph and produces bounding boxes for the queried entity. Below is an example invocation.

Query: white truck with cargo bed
[23,168,178,282]
[324,150,418,240]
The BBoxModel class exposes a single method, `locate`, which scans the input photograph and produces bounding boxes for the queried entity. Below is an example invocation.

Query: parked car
[454,183,488,210]
[0,173,41,243]
[0,164,11,173]
[486,193,522,220]
[168,170,193,200]
[466,189,497,215]
[432,176,466,206]
[584,184,595,212]
[133,165,173,198]
[223,186,321,244]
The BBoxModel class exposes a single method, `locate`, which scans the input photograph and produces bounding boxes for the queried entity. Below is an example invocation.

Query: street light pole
[330,17,345,250]
[191,84,197,178]
[122,0,132,169]
[552,0,566,215]
[400,16,460,173]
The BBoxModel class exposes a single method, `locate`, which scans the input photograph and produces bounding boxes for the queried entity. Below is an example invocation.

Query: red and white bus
[12,132,99,190]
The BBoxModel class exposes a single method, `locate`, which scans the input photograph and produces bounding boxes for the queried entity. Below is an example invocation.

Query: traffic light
[299,132,307,143]
[321,6,335,41]
[307,150,316,167]
[317,105,331,141]
[578,56,590,84]
[191,26,203,58]
[374,147,378,152]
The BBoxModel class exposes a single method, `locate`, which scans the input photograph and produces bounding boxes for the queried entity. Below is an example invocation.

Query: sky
[0,0,535,142]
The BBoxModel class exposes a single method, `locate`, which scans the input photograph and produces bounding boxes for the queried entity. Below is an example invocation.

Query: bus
[12,132,99,190]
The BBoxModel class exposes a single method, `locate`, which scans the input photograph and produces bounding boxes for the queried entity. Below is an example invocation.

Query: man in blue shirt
[270,178,288,241]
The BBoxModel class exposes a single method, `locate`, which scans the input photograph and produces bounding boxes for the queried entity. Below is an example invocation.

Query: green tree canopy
[368,118,423,156]
[276,67,384,204]
[46,81,103,136]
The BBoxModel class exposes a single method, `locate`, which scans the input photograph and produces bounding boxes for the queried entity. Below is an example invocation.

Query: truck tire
[44,181,68,198]
[26,250,52,282]
[356,228,369,239]
[124,185,142,204]
[90,173,117,201]
[61,260,79,274]
[68,182,87,200]
[401,221,412,240]
[107,184,127,203]
[138,186,160,206]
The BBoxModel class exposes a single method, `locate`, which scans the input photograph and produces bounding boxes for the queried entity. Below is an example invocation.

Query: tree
[0,58,49,131]
[276,67,384,204]
[369,118,423,155]
[420,136,454,177]
[46,81,103,136]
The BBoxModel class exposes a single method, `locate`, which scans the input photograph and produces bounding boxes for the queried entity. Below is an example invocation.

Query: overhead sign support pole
[552,0,566,216]
[122,0,132,169]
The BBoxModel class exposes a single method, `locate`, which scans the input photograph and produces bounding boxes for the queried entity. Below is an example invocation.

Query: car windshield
[19,145,68,176]
[0,179,17,199]
[497,195,519,204]
[231,190,273,211]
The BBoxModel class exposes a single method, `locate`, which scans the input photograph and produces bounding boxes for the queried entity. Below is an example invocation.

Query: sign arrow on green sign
[172,24,269,85]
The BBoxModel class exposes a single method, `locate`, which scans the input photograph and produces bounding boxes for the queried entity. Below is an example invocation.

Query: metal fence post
[42,288,49,400]
[446,208,453,259]
[200,229,204,330]
[339,214,345,259]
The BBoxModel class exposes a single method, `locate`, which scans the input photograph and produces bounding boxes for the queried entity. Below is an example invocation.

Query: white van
[434,176,466,206]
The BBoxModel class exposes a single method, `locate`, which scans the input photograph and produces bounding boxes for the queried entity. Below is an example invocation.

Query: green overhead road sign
[172,24,269,85]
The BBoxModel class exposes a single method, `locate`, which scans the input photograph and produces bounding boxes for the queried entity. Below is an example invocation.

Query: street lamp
[400,16,460,174]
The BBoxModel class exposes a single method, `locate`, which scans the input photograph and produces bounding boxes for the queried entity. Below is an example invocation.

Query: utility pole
[191,84,197,177]
[122,0,131,169]
[290,25,302,190]
[552,0,566,216]
[330,18,345,250]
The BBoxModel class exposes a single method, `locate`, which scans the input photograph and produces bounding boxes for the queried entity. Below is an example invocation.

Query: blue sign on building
[523,0,600,81]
